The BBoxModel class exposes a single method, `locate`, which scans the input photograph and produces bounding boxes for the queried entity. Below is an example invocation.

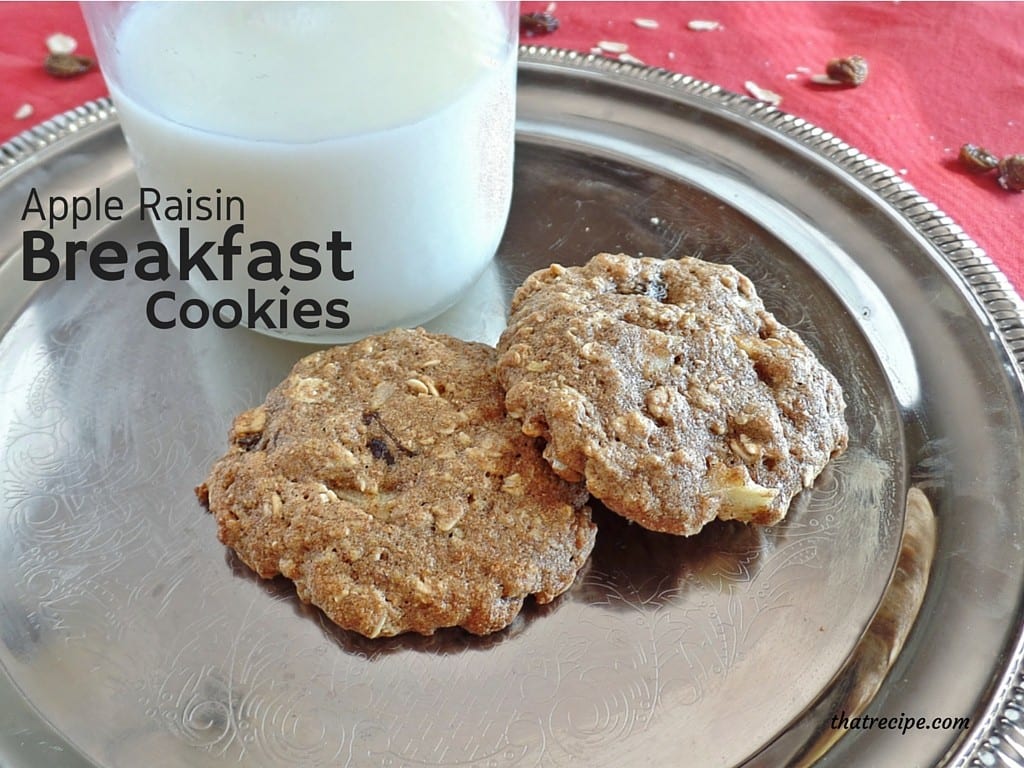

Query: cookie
[197,328,596,637]
[495,252,848,536]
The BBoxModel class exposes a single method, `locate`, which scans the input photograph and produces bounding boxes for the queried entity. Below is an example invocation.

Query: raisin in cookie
[496,252,848,536]
[197,328,595,637]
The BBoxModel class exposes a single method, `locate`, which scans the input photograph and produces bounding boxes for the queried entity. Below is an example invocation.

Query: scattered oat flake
[46,32,77,55]
[810,73,844,85]
[785,73,799,81]
[795,66,812,74]
[619,53,646,65]
[13,103,34,120]
[745,81,782,106]
[590,46,604,55]
[545,1,556,11]
[598,40,629,54]
[634,18,659,29]
[687,19,721,31]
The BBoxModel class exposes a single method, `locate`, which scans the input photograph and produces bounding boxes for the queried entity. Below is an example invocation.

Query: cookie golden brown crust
[495,253,849,536]
[197,328,595,638]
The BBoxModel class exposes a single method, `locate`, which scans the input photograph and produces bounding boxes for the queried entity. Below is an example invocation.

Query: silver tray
[2,47,1024,768]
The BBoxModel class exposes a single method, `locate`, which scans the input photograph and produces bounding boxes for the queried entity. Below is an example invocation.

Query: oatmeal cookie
[496,252,848,536]
[197,328,595,637]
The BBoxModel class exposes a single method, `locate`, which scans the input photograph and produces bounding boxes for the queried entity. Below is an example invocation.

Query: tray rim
[2,45,1024,768]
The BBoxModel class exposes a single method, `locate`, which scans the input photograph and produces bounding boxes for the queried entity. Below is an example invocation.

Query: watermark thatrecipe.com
[830,711,971,735]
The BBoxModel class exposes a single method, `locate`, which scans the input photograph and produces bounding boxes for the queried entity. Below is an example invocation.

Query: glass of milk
[82,1,518,343]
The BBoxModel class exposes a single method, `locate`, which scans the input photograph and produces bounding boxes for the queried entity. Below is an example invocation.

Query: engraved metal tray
[2,48,1024,768]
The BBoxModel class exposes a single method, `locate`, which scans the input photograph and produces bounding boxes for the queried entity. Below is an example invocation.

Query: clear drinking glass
[82,1,518,342]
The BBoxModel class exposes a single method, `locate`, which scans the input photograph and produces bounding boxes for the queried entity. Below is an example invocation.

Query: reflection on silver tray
[1,47,1023,768]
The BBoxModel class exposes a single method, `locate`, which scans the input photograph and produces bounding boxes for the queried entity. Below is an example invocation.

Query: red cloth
[2,2,1021,293]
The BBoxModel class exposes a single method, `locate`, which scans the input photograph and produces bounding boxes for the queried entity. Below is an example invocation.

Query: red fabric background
[1,2,1021,293]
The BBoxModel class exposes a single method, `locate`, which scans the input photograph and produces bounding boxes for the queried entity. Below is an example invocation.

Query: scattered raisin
[997,155,1024,192]
[825,55,869,86]
[958,143,1000,173]
[520,11,559,35]
[44,52,94,78]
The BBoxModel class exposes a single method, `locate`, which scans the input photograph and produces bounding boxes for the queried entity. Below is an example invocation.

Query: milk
[92,2,516,341]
